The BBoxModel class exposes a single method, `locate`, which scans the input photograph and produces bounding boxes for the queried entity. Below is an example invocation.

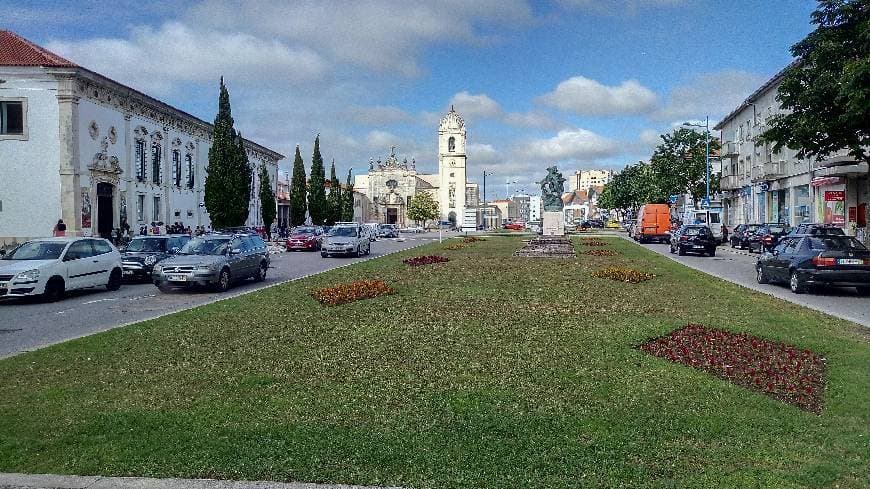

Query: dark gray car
[121,235,190,281]
[152,234,269,292]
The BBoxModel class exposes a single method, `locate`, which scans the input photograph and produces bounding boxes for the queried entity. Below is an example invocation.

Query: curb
[0,473,401,489]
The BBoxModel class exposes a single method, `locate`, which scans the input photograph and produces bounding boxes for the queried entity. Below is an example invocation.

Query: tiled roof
[0,30,77,67]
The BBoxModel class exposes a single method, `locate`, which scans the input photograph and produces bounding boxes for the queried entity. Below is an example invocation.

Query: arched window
[185,154,194,189]
[172,149,181,187]
[151,142,162,184]
[134,140,146,182]
[448,137,455,152]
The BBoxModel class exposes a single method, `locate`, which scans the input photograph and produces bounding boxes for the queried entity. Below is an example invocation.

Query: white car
[0,237,123,301]
[400,225,425,234]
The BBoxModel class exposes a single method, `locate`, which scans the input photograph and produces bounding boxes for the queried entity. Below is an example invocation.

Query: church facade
[355,107,475,227]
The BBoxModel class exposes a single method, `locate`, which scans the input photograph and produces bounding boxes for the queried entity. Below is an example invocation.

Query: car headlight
[15,269,39,282]
[153,264,163,273]
[144,255,158,266]
[195,265,214,272]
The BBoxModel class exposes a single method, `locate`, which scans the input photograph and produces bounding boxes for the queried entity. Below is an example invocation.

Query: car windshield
[294,227,316,234]
[769,226,788,234]
[125,237,166,252]
[747,225,761,232]
[2,241,67,260]
[330,227,357,237]
[179,237,231,255]
[808,237,868,251]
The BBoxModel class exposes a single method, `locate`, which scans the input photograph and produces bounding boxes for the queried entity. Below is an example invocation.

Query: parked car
[747,223,791,253]
[321,223,371,257]
[787,223,846,237]
[400,225,425,233]
[729,223,762,249]
[685,209,724,243]
[756,234,870,294]
[364,223,380,241]
[503,221,524,231]
[605,219,620,229]
[0,237,122,301]
[152,233,269,292]
[669,225,718,256]
[285,226,323,251]
[587,218,605,228]
[377,224,399,238]
[120,234,191,281]
[634,204,671,243]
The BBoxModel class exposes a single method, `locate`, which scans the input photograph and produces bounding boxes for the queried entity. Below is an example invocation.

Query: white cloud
[503,111,563,129]
[346,105,413,125]
[449,91,504,119]
[536,76,657,116]
[557,0,688,14]
[639,128,662,148]
[653,70,767,122]
[517,128,621,162]
[468,143,503,166]
[47,22,327,95]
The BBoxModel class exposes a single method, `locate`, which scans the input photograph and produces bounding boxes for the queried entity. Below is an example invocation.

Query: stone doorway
[386,207,398,224]
[96,182,114,239]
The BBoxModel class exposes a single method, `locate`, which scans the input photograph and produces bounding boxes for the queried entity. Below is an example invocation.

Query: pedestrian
[52,219,67,237]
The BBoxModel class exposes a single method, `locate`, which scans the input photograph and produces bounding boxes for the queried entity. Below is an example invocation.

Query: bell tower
[437,106,467,224]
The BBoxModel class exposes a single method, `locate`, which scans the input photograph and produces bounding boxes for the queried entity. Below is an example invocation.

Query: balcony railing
[720,175,741,190]
[720,140,738,157]
[761,160,786,179]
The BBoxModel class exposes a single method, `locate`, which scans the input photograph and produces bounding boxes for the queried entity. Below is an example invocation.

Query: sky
[4,0,818,198]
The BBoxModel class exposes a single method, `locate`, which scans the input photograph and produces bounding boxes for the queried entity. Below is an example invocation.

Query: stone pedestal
[542,211,565,236]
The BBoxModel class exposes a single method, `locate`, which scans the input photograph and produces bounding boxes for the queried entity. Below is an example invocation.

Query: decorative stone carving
[107,126,117,144]
[134,126,148,138]
[88,120,99,140]
[172,137,182,147]
[88,136,123,182]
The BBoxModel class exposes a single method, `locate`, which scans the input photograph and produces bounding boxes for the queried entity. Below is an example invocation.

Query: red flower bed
[639,324,827,413]
[583,249,618,256]
[592,267,654,283]
[579,238,608,246]
[403,255,449,266]
[463,237,485,244]
[310,280,394,306]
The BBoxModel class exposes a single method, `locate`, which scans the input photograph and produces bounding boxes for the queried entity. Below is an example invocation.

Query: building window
[0,100,25,136]
[186,154,194,189]
[448,137,455,152]
[152,196,161,222]
[135,140,146,182]
[136,194,145,222]
[151,143,162,184]
[172,150,181,187]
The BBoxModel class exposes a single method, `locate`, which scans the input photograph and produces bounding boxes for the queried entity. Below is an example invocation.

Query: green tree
[341,169,355,222]
[204,78,252,229]
[258,164,276,240]
[289,145,307,227]
[759,0,870,164]
[326,160,342,225]
[407,191,439,227]
[650,128,720,206]
[599,162,667,214]
[307,135,328,225]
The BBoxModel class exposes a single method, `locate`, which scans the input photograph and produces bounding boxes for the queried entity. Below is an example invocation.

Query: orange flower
[310,280,395,306]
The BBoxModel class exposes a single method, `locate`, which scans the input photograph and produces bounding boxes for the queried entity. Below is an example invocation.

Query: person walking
[52,219,67,237]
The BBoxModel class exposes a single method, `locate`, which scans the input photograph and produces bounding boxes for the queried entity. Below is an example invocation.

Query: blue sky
[4,0,817,197]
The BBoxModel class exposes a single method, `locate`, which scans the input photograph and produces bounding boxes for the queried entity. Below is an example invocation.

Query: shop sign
[824,191,845,201]
[849,206,857,221]
[823,191,846,226]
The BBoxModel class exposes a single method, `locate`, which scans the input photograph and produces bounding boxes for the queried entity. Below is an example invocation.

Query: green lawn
[1,236,868,488]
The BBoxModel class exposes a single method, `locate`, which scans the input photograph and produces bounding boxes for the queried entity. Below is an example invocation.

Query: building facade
[569,169,613,193]
[0,31,283,247]
[715,63,868,244]
[529,195,542,222]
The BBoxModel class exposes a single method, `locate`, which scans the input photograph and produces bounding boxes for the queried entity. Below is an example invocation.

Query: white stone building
[569,169,613,193]
[529,195,542,222]
[0,31,283,247]
[355,107,475,227]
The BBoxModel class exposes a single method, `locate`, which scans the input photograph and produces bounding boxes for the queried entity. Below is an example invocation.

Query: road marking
[83,298,118,305]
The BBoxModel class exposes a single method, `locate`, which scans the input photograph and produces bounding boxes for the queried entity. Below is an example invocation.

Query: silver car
[321,223,371,258]
[152,234,269,292]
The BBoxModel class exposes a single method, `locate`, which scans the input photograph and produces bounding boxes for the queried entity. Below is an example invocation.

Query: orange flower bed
[583,249,618,256]
[579,238,608,246]
[444,244,466,251]
[310,279,394,306]
[463,237,485,244]
[592,267,654,283]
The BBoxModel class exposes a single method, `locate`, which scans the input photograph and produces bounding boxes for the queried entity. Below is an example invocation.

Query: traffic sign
[701,198,710,208]
[669,195,679,204]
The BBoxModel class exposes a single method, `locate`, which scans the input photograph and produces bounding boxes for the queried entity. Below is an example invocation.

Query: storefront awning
[813,162,868,178]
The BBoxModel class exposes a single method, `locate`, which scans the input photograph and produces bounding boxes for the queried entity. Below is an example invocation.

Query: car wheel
[669,244,675,254]
[215,268,231,292]
[106,268,122,291]
[156,284,172,293]
[42,277,65,302]
[708,248,716,257]
[677,246,685,256]
[357,246,365,258]
[321,252,329,258]
[254,262,267,282]
[756,266,769,284]
[789,270,807,294]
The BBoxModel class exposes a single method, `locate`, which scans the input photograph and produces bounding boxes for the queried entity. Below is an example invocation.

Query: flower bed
[463,237,485,244]
[403,255,449,266]
[639,324,827,413]
[579,238,608,246]
[310,280,394,306]
[583,249,618,256]
[444,244,466,251]
[591,267,654,283]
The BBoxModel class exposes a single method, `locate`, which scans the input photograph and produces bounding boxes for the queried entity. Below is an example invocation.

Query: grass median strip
[0,236,868,488]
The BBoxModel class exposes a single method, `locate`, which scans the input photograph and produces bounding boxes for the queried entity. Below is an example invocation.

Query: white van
[685,209,723,243]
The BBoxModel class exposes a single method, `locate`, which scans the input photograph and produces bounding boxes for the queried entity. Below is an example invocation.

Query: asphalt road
[632,238,870,327]
[0,233,447,358]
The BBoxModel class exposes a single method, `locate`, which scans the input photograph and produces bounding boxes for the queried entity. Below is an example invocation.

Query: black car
[787,223,845,237]
[121,235,191,281]
[756,234,870,294]
[747,223,791,253]
[670,225,717,256]
[729,223,761,249]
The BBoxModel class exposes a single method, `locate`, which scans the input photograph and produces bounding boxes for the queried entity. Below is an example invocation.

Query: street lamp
[482,170,494,230]
[506,180,518,199]
[682,116,711,208]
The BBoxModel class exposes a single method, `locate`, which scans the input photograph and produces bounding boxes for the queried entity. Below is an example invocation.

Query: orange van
[634,204,671,243]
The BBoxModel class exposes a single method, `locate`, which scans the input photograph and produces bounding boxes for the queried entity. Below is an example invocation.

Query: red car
[503,222,525,231]
[285,226,322,251]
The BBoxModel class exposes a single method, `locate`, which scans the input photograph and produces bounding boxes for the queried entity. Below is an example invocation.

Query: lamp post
[682,116,710,208]
[482,170,494,229]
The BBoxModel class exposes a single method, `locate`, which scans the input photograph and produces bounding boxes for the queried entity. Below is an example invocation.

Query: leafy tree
[258,164,276,240]
[341,169,355,222]
[204,78,252,229]
[650,128,720,206]
[598,161,666,214]
[307,135,328,225]
[289,145,307,227]
[759,0,870,164]
[326,160,342,225]
[407,191,439,227]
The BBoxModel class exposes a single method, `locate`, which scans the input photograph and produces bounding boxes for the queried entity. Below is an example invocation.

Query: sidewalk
[0,473,402,489]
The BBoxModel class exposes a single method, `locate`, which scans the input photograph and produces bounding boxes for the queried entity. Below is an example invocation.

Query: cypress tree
[307,134,328,225]
[326,159,342,225]
[258,164,277,239]
[204,77,252,229]
[341,169,355,222]
[289,145,307,227]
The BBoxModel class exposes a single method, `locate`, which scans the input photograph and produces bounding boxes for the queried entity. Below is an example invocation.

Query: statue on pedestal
[540,166,566,212]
